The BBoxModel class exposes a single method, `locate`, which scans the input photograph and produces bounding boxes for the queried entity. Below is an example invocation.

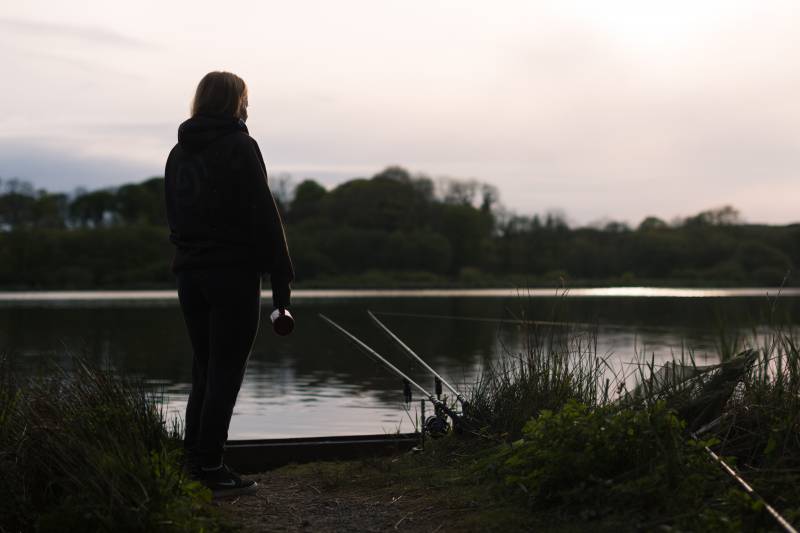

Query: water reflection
[1,287,799,303]
[1,295,797,437]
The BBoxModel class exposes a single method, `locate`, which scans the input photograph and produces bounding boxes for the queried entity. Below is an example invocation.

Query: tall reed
[718,324,800,466]
[467,293,608,438]
[0,357,228,532]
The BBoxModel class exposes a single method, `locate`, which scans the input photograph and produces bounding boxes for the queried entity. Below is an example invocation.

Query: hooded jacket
[164,114,293,308]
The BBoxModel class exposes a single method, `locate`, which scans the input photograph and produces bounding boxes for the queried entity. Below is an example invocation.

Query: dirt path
[215,466,479,532]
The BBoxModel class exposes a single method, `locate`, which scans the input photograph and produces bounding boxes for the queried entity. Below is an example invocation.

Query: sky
[1,0,799,226]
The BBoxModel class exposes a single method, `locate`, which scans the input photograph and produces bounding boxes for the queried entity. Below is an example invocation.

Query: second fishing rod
[319,313,469,434]
[367,310,468,409]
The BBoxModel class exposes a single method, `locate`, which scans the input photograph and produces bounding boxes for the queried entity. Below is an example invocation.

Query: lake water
[1,288,798,438]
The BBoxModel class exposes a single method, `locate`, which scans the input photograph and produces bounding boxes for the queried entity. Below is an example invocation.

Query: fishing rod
[367,310,468,408]
[651,351,795,533]
[691,427,797,533]
[370,310,706,333]
[319,314,463,434]
[371,310,591,328]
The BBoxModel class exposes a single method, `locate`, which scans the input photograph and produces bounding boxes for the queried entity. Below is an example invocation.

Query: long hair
[191,71,248,119]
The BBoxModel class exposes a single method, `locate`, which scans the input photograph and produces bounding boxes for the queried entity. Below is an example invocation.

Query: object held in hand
[270,308,294,336]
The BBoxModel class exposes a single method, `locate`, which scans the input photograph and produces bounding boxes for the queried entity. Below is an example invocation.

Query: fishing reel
[423,399,451,437]
[410,378,455,438]
[423,413,450,436]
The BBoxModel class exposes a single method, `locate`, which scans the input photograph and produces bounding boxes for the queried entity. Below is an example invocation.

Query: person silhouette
[165,71,294,498]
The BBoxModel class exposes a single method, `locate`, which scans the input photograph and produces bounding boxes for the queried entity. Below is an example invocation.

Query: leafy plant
[486,401,713,509]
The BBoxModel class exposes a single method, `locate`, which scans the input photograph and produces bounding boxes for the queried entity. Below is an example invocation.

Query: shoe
[200,463,258,498]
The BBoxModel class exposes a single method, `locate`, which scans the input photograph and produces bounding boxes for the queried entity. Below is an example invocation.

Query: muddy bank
[216,458,522,533]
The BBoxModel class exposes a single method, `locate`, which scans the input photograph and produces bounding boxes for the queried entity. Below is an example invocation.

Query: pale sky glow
[1,0,798,225]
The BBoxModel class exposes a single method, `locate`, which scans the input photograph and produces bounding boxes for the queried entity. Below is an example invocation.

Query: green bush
[486,401,715,514]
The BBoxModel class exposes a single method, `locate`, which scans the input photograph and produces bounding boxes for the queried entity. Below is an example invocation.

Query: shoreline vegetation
[0,167,797,291]
[2,299,798,531]
[0,360,232,532]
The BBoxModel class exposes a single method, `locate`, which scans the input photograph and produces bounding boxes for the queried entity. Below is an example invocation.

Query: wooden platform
[224,433,420,473]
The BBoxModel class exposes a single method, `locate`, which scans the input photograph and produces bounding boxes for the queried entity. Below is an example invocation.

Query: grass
[356,294,800,531]
[710,323,800,523]
[0,358,232,532]
[467,313,605,439]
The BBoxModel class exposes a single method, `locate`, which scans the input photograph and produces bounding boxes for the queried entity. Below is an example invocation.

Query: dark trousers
[177,267,262,467]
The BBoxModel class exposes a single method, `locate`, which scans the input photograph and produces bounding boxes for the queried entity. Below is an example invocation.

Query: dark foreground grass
[326,303,800,532]
[0,359,233,532]
[246,422,746,531]
[712,326,800,526]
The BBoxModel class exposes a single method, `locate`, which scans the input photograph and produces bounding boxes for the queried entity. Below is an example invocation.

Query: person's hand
[270,307,294,336]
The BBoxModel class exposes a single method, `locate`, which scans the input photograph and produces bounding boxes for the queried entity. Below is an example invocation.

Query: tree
[411,175,435,203]
[544,210,568,230]
[270,173,294,217]
[116,178,165,225]
[324,176,428,232]
[480,184,499,214]
[684,205,741,227]
[638,217,668,231]
[289,180,326,222]
[437,203,493,272]
[441,178,479,206]
[32,192,68,229]
[70,190,117,227]
[372,166,412,183]
[603,220,630,233]
[0,179,37,229]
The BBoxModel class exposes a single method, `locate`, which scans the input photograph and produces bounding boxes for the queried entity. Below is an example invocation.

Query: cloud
[0,139,158,192]
[0,17,152,48]
[7,46,144,78]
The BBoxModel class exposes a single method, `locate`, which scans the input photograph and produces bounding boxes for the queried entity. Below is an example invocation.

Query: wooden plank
[224,433,419,473]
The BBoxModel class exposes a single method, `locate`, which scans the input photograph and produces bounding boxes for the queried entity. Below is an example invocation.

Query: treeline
[0,168,797,289]
[0,177,165,229]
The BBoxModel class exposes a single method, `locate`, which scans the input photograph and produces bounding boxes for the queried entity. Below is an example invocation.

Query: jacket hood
[177,114,248,152]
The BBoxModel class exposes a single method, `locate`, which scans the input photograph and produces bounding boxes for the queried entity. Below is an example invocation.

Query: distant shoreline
[1,286,799,304]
